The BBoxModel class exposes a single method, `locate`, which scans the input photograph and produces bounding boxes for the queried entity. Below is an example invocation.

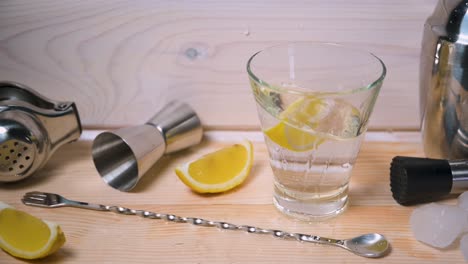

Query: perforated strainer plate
[0,140,35,175]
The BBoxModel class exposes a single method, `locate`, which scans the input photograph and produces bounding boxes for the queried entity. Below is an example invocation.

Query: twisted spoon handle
[76,202,344,246]
[23,192,389,258]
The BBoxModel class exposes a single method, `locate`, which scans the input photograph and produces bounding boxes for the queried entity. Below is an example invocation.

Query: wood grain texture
[0,131,465,263]
[0,0,436,130]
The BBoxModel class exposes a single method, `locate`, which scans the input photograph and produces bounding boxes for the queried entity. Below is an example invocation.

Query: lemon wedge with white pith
[265,122,324,151]
[0,202,66,260]
[175,140,253,193]
[265,96,361,151]
[265,96,329,152]
[279,96,333,126]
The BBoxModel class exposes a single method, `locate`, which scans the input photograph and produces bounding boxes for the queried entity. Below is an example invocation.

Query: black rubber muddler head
[390,156,453,205]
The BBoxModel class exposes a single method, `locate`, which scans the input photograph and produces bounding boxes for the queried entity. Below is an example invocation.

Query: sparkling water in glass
[247,43,386,221]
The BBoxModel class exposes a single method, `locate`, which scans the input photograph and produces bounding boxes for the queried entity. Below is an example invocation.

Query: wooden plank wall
[0,0,437,130]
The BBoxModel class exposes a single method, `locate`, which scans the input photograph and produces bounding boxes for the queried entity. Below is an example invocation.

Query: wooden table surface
[0,131,464,263]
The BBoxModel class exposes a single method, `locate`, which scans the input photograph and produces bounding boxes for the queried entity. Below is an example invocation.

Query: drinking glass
[247,42,386,221]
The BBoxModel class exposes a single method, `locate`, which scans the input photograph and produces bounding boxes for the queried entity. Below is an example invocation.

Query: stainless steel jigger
[92,101,203,191]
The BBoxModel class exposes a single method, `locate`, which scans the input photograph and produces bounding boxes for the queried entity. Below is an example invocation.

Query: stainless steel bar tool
[22,191,390,258]
[0,82,82,182]
[420,0,468,159]
[92,101,203,191]
[390,156,468,205]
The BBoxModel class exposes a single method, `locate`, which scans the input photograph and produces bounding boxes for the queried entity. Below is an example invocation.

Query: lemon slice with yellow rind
[264,95,361,152]
[175,140,253,193]
[279,96,333,126]
[265,96,329,152]
[0,202,66,260]
[265,122,325,152]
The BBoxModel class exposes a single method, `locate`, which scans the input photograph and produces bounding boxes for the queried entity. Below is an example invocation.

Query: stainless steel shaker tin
[420,0,468,159]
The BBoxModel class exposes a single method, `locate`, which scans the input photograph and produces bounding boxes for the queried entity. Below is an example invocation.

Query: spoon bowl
[341,233,390,258]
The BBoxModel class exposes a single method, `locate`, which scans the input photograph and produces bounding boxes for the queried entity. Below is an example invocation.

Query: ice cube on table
[410,203,467,248]
[461,234,468,262]
[458,191,468,211]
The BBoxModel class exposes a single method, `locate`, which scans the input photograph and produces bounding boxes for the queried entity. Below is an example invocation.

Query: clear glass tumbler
[247,42,386,221]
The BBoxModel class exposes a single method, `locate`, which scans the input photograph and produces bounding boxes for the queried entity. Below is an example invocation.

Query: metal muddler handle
[92,101,203,191]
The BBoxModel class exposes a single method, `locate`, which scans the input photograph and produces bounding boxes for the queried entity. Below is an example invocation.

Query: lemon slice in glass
[264,122,324,152]
[0,202,66,260]
[175,140,253,193]
[265,95,361,152]
[279,96,334,127]
[264,96,329,152]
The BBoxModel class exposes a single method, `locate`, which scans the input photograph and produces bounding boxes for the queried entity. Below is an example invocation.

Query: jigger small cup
[92,101,203,191]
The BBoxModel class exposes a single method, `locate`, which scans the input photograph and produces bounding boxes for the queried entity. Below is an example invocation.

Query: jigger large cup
[92,101,203,191]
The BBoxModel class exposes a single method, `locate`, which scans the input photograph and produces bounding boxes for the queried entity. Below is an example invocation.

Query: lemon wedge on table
[0,202,66,260]
[175,140,253,193]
